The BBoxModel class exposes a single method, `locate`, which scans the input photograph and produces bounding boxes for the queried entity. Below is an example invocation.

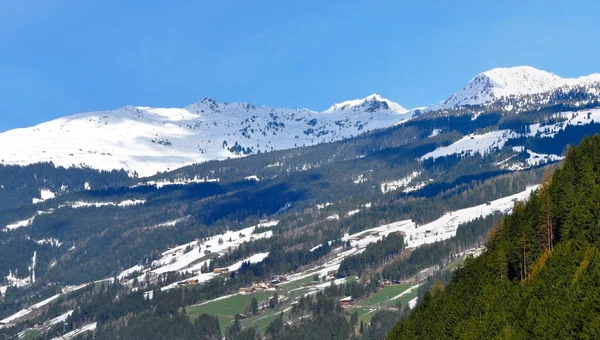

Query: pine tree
[250,297,258,315]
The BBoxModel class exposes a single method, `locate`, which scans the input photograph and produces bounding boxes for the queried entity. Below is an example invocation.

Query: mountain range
[2,66,600,176]
[1,65,600,339]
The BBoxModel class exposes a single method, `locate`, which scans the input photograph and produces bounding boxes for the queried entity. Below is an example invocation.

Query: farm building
[339,296,354,307]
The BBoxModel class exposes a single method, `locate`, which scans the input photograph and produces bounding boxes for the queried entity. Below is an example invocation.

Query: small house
[213,268,229,274]
[379,279,391,287]
[239,287,255,293]
[234,313,247,320]
[339,296,354,307]
[187,279,199,285]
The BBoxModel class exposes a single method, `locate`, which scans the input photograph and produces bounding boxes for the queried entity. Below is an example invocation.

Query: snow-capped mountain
[432,66,600,110]
[324,94,408,114]
[0,95,412,177]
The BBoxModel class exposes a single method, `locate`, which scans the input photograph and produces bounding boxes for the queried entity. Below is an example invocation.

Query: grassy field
[242,308,289,333]
[392,287,419,309]
[187,291,269,334]
[20,329,43,340]
[349,306,380,324]
[362,285,411,306]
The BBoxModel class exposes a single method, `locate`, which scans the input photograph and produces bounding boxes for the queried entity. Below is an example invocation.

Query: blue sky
[1,0,599,131]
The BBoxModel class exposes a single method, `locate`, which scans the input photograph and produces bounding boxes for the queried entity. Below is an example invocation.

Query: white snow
[0,308,31,324]
[401,186,538,248]
[34,238,62,247]
[31,293,61,309]
[403,180,432,193]
[408,297,418,309]
[59,199,145,209]
[5,217,35,230]
[429,128,441,138]
[347,209,360,217]
[528,107,600,138]
[302,186,536,285]
[146,216,190,230]
[381,171,421,193]
[0,95,414,177]
[225,252,270,272]
[52,322,97,339]
[353,175,368,184]
[151,226,273,275]
[162,252,270,291]
[316,202,332,210]
[523,150,564,167]
[324,94,408,115]
[117,221,277,290]
[30,251,36,284]
[4,209,55,231]
[420,130,516,160]
[0,293,61,324]
[139,176,220,189]
[33,189,56,204]
[390,284,420,301]
[433,66,600,110]
[47,310,74,326]
[326,214,340,220]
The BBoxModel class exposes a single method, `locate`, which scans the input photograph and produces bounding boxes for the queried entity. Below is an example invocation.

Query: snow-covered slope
[432,66,600,110]
[0,95,411,177]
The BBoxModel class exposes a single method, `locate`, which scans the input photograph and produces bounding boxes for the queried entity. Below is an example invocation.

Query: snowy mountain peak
[438,66,563,109]
[435,66,600,110]
[0,95,415,177]
[324,94,408,114]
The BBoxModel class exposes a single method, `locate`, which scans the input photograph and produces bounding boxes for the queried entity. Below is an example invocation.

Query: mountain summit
[434,66,600,110]
[324,94,408,115]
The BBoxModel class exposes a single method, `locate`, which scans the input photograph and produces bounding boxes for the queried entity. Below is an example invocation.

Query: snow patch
[381,171,421,193]
[420,130,516,160]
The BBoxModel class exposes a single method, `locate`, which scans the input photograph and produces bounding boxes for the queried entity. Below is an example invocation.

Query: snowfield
[401,185,538,248]
[4,209,54,231]
[420,130,516,160]
[32,189,56,204]
[527,107,600,138]
[115,221,278,290]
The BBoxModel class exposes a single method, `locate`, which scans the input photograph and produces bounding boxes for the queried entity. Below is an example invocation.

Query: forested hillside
[388,135,600,339]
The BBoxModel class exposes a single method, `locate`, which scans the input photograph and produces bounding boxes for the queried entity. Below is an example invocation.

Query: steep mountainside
[0,95,411,177]
[388,135,600,339]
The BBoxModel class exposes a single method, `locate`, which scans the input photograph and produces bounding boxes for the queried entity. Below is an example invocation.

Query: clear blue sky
[1,0,599,131]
